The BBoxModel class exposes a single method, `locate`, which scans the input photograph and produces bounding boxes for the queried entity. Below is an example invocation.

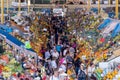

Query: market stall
[0,30,37,60]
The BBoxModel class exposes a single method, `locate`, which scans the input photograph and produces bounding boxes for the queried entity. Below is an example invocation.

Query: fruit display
[0,52,23,78]
[10,14,50,55]
[103,69,118,80]
[76,16,120,66]
[15,35,25,43]
[72,12,120,80]
[29,15,49,55]
[3,11,120,80]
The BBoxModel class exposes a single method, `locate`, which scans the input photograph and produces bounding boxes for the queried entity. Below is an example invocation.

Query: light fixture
[28,0,31,6]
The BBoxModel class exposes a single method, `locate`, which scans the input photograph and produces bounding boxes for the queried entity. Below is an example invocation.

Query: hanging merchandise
[24,40,31,49]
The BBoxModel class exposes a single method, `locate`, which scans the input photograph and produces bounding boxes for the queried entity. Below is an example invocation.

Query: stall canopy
[101,21,119,37]
[0,24,13,33]
[98,18,112,30]
[111,23,120,37]
[98,18,120,38]
[11,2,27,7]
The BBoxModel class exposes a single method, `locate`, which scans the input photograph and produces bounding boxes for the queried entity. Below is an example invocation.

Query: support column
[1,0,4,24]
[109,0,111,5]
[88,0,91,11]
[7,0,9,14]
[41,0,43,4]
[28,0,30,13]
[115,0,119,19]
[98,0,100,14]
[66,0,68,4]
[18,0,21,12]
[33,0,35,8]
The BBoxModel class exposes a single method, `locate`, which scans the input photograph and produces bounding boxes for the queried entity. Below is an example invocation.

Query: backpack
[78,69,86,78]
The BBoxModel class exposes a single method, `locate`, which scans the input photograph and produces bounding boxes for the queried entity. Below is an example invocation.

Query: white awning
[11,2,27,7]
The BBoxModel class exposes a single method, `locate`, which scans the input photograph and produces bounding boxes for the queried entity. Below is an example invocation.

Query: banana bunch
[93,59,98,64]
[21,39,25,43]
[3,66,11,72]
[118,77,120,80]
[113,35,120,42]
[103,53,107,60]
[38,38,43,43]
[104,72,113,80]
[96,56,102,62]
[9,58,16,64]
[2,72,11,78]
[104,70,118,80]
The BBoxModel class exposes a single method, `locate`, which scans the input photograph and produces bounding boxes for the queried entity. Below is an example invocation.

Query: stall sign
[53,8,63,16]
[11,2,27,7]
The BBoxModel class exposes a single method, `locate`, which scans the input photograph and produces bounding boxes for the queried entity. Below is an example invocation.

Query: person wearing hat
[59,68,69,80]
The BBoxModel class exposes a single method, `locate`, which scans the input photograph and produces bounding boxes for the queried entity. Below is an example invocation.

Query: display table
[10,21,27,33]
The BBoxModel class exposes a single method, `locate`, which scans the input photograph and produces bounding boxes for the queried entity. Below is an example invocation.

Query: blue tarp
[0,24,13,33]
[4,8,15,12]
[98,18,112,30]
[108,12,115,18]
[9,8,15,11]
[0,29,24,46]
[0,28,35,52]
[91,8,98,14]
[111,23,120,37]
[41,8,51,15]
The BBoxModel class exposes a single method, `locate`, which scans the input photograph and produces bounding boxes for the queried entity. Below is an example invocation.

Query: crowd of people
[30,13,95,80]
[0,10,98,80]
[1,6,120,80]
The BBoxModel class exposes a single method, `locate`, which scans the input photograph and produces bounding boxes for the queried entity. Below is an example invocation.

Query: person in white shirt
[63,48,68,56]
[87,63,95,79]
[58,68,69,80]
[24,26,30,32]
[51,49,59,59]
[51,34,55,46]
[51,60,57,69]
[50,70,59,80]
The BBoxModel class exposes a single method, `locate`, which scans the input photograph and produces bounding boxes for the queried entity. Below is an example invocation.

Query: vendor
[21,57,31,70]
